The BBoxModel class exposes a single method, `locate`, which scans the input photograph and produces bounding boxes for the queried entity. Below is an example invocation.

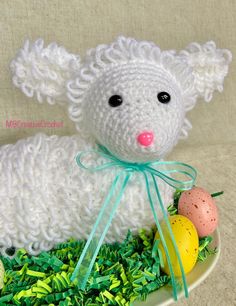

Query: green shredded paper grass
[0,229,171,305]
[0,190,219,305]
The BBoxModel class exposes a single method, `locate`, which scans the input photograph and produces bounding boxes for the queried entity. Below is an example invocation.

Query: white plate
[134,229,220,306]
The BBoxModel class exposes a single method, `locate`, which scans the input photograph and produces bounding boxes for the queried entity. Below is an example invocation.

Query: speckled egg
[178,187,218,237]
[155,215,199,277]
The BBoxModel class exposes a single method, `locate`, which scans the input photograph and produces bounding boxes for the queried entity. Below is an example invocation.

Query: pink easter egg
[178,187,218,237]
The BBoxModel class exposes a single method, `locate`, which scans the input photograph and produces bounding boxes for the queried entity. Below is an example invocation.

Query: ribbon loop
[147,161,196,190]
[71,144,197,300]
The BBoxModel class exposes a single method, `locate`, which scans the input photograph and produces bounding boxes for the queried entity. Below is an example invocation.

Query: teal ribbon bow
[71,145,197,300]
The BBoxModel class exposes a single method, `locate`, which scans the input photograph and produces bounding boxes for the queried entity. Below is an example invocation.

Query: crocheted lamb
[1,36,231,256]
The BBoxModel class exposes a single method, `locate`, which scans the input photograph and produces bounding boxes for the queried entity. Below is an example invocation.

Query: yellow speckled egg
[155,215,199,277]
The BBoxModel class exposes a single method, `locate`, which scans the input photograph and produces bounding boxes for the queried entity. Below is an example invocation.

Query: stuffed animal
[0,36,231,257]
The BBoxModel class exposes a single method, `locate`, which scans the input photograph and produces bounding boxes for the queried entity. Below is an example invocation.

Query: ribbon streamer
[71,145,197,300]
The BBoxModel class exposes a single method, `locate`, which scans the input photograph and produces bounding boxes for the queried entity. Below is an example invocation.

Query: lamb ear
[179,41,232,102]
[10,39,80,105]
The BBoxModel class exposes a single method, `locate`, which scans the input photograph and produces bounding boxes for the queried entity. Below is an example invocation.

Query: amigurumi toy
[0,36,231,257]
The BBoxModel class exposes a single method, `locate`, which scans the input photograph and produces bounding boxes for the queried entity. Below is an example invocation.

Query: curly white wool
[10,39,80,105]
[179,41,232,102]
[0,133,172,255]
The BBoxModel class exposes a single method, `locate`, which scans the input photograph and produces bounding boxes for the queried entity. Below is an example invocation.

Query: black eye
[108,95,123,107]
[157,92,171,104]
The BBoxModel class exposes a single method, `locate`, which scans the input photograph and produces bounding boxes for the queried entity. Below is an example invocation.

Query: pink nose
[137,132,154,147]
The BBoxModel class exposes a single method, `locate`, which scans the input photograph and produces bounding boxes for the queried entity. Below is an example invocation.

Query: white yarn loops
[10,39,80,105]
[0,133,172,255]
[179,41,232,102]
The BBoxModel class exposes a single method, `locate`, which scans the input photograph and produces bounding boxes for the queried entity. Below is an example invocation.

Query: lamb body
[0,133,172,255]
